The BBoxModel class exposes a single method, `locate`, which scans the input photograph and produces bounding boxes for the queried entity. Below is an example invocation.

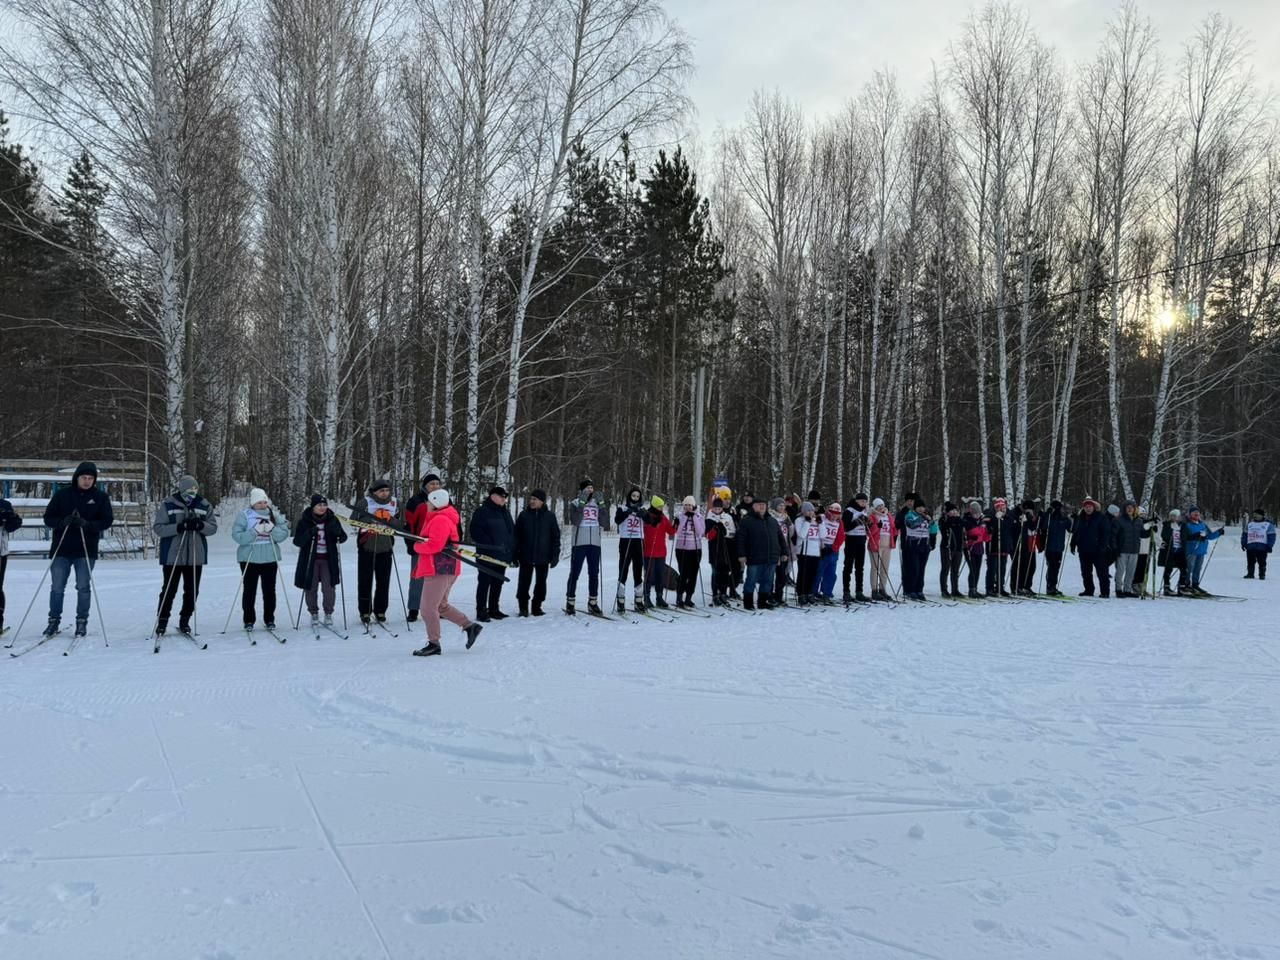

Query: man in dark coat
[0,497,23,636]
[736,499,783,610]
[1070,497,1112,597]
[1042,500,1073,596]
[42,461,114,638]
[294,494,348,625]
[470,486,516,621]
[514,489,560,617]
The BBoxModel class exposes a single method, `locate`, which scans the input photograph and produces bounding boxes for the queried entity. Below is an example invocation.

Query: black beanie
[421,473,440,487]
[530,488,547,502]
[311,493,328,507]
[369,479,391,495]
[74,461,98,481]
[579,478,593,491]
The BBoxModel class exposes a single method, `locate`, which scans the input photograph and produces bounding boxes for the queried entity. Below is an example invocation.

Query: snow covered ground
[1,528,1276,959]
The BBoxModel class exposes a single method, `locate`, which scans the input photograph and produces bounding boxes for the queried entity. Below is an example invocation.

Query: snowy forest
[0,0,1277,516]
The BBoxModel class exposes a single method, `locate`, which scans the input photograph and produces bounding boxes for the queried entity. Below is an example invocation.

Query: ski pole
[78,525,110,647]
[220,556,252,635]
[151,530,190,639]
[338,556,348,632]
[275,558,294,629]
[295,535,317,629]
[390,549,409,622]
[3,525,70,649]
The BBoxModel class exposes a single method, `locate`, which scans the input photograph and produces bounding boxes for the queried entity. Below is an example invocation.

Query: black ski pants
[939,546,963,595]
[240,561,277,626]
[842,536,867,596]
[1045,551,1064,592]
[157,564,202,626]
[675,548,701,602]
[1078,552,1111,597]
[357,550,393,617]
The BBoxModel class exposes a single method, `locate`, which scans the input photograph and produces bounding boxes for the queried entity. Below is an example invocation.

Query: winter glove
[67,513,86,528]
[187,518,206,532]
[256,519,275,536]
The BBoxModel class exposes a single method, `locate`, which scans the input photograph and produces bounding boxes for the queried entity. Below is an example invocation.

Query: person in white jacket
[793,501,823,603]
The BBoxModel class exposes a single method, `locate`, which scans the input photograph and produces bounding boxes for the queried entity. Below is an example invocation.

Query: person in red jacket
[410,489,483,657]
[642,496,677,609]
[866,497,898,601]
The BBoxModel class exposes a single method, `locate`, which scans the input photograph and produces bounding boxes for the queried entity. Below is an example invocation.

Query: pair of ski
[8,625,102,659]
[152,628,207,653]
[1168,590,1247,603]
[362,619,399,638]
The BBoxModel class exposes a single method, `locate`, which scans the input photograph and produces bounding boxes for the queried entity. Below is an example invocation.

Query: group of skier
[3,464,1275,658]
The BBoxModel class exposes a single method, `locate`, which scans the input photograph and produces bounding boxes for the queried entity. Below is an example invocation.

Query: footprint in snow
[404,903,485,925]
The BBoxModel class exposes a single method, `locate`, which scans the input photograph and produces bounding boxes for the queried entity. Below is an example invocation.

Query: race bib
[581,504,599,527]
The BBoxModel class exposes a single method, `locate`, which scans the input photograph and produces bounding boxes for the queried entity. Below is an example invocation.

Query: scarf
[366,495,398,522]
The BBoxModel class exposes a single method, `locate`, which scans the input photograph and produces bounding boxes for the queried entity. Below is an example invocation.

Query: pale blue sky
[674,0,1280,132]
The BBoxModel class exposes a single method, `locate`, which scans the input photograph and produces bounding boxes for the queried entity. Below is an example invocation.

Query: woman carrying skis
[411,488,482,657]
[231,488,290,631]
[293,494,347,627]
[866,498,898,601]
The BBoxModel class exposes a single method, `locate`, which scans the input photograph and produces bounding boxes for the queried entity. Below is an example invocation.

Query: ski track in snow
[0,533,1276,959]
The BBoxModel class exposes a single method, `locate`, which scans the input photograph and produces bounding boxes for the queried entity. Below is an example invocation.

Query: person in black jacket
[1011,501,1043,595]
[736,499,782,610]
[895,492,919,584]
[514,489,560,617]
[0,497,23,635]
[42,461,114,638]
[1070,497,1112,597]
[613,486,646,612]
[938,502,966,597]
[983,497,1016,596]
[294,494,348,626]
[470,486,516,621]
[1042,500,1073,596]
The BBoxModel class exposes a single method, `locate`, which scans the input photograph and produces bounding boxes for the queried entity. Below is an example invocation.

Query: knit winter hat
[994,497,1008,510]
[1168,508,1182,518]
[1050,499,1063,511]
[73,461,98,481]
[943,500,956,512]
[801,501,816,515]
[914,500,930,512]
[769,497,785,511]
[826,501,841,514]
[248,487,270,507]
[427,489,450,509]
[872,497,885,509]
[855,492,869,502]
[1107,504,1121,516]
[369,479,392,495]
[1081,497,1099,508]
[650,495,666,510]
[310,493,328,507]
[421,473,440,487]
[1187,505,1202,516]
[579,478,594,491]
[529,489,547,503]
[806,490,822,503]
[682,495,697,508]
[177,475,198,495]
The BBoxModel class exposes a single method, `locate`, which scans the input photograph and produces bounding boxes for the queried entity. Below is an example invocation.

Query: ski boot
[587,599,603,616]
[323,614,334,627]
[564,598,576,615]
[310,613,321,628]
[155,618,168,636]
[74,618,88,638]
[43,618,60,638]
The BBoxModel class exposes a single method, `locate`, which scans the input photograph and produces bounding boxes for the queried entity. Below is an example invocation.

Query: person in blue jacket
[1241,508,1275,581]
[1182,506,1225,594]
[1042,500,1073,596]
